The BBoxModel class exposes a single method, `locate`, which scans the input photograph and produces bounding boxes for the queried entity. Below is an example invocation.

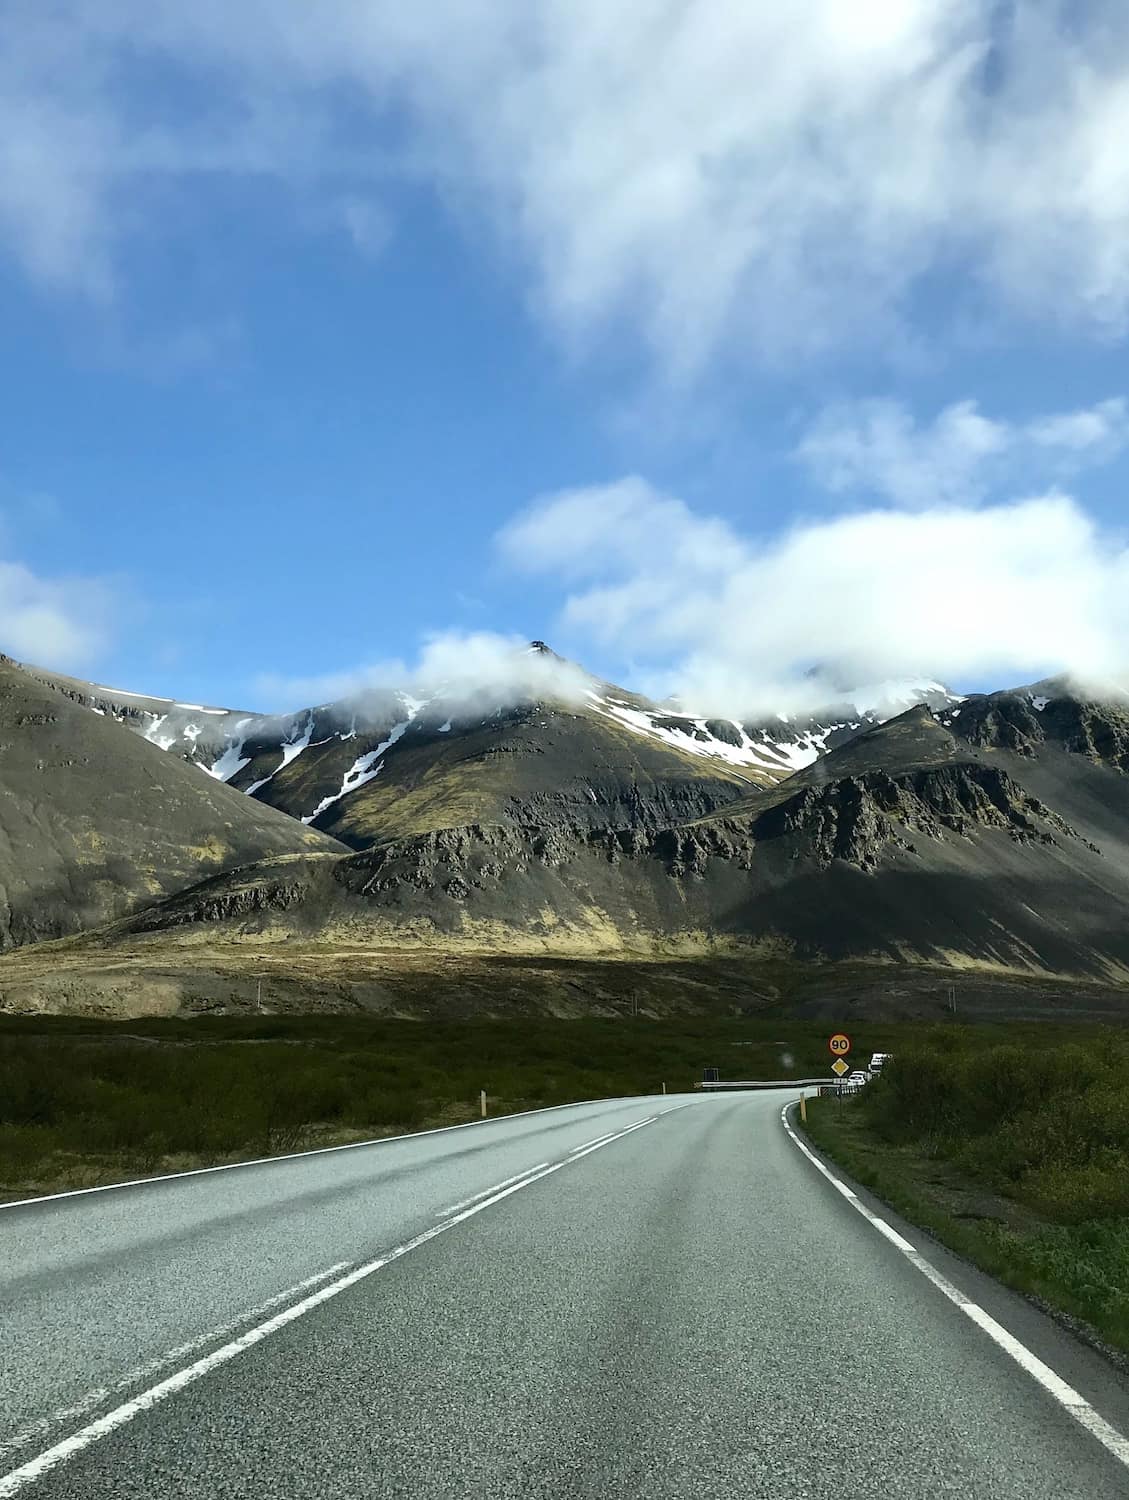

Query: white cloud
[254,631,593,714]
[1026,399,1129,455]
[6,3,1129,372]
[500,479,1129,715]
[797,396,1129,508]
[0,556,116,670]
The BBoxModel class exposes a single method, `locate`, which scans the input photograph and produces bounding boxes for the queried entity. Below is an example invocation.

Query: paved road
[2,1091,1128,1498]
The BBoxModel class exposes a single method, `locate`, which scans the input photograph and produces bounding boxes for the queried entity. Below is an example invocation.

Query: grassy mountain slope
[0,656,345,948]
[296,698,765,847]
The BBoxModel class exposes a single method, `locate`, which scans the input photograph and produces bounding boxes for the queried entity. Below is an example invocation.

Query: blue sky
[3,3,1129,715]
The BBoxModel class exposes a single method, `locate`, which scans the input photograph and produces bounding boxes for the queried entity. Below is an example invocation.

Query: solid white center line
[435,1164,550,1217]
[0,1113,662,1497]
[570,1116,655,1158]
[781,1101,1129,1473]
[571,1132,618,1153]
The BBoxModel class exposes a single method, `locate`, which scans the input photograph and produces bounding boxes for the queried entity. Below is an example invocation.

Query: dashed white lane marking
[0,1264,350,1463]
[435,1164,550,1217]
[0,1113,665,1497]
[781,1101,1129,1472]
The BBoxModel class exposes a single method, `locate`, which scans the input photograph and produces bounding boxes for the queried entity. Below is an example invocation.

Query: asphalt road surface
[3,1091,1129,1498]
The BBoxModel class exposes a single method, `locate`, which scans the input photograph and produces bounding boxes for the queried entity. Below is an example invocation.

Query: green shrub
[0,1123,60,1181]
[863,1034,1129,1225]
[1023,1160,1129,1223]
[864,1048,961,1138]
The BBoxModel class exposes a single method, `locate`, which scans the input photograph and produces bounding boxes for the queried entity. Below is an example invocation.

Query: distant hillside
[0,656,345,949]
[101,699,1129,988]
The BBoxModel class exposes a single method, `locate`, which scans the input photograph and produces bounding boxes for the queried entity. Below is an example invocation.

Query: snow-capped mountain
[22,650,961,844]
[9,645,1129,1010]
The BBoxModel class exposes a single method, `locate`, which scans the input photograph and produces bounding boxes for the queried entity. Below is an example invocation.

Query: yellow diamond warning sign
[831,1057,850,1077]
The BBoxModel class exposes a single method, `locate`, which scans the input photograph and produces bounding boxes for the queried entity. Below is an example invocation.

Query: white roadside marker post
[480,1089,487,1118]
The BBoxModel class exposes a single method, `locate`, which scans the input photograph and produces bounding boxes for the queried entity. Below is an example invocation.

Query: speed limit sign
[829,1033,851,1057]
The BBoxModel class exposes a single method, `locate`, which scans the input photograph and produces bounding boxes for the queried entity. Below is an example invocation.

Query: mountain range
[2,645,1127,1020]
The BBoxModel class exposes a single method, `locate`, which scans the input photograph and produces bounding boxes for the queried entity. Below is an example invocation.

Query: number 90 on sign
[829,1033,851,1057]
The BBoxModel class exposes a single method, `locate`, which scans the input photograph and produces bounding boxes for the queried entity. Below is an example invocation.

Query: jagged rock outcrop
[646,762,1073,877]
[945,684,1129,771]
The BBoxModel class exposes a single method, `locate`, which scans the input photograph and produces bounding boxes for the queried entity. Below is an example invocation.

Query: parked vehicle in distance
[869,1052,892,1073]
[847,1070,870,1086]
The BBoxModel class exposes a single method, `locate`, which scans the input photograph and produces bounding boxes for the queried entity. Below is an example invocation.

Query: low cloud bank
[0,557,115,671]
[256,464,1129,723]
[259,480,1129,722]
[499,478,1129,718]
[254,632,594,717]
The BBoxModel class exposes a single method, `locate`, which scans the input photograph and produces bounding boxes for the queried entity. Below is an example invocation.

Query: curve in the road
[3,1090,1129,1499]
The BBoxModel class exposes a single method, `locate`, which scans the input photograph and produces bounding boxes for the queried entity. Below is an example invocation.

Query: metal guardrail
[695,1078,835,1091]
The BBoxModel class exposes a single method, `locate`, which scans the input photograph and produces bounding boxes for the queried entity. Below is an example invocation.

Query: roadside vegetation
[0,1011,988,1198]
[1,1012,861,1199]
[801,1028,1129,1356]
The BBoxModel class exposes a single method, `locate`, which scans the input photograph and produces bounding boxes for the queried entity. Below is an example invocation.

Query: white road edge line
[0,1263,351,1462]
[780,1101,1129,1472]
[0,1094,658,1213]
[435,1164,550,1217]
[0,1114,663,1496]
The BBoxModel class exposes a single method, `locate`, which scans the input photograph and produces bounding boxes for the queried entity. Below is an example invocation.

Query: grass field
[801,1028,1129,1356]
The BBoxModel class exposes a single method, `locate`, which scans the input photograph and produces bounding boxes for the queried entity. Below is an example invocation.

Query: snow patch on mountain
[587,693,842,777]
[246,713,315,796]
[143,715,179,752]
[588,695,766,772]
[301,708,420,824]
[205,718,254,782]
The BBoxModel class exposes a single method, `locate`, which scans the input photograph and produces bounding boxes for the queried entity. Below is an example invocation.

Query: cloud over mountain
[500,479,1129,715]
